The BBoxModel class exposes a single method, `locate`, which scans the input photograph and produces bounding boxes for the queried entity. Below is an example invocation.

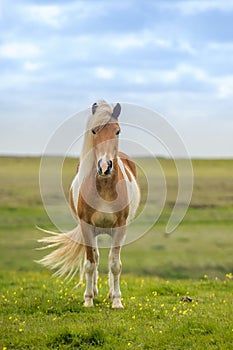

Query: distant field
[0,157,232,349]
[0,157,232,278]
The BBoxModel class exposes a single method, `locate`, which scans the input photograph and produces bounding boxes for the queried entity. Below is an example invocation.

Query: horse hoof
[112,299,124,309]
[84,298,94,307]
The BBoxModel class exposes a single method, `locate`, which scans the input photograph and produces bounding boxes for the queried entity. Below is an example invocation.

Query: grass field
[0,157,233,349]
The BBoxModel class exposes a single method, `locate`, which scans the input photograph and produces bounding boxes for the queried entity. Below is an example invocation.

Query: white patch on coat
[117,156,140,224]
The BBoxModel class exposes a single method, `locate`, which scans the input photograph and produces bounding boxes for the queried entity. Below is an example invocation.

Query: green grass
[1,272,233,350]
[0,157,233,349]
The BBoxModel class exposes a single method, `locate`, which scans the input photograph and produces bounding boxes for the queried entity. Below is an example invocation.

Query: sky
[0,0,233,157]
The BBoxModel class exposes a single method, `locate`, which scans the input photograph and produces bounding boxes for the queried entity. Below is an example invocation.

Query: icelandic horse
[38,101,140,309]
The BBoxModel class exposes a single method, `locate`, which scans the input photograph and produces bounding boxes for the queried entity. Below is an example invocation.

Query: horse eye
[92,129,96,135]
[116,130,121,136]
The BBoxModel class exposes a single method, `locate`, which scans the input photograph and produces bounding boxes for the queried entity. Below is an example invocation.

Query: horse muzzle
[97,159,113,176]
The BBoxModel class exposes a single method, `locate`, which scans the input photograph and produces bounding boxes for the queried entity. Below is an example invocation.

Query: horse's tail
[37,226,86,285]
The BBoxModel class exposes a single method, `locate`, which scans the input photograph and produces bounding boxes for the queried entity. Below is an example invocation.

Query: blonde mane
[75,101,114,190]
[80,100,113,162]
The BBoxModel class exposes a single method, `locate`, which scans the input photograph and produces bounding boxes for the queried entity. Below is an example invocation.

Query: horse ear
[112,103,121,119]
[92,102,98,115]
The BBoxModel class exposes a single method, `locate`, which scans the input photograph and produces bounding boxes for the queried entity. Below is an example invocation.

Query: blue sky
[0,0,233,157]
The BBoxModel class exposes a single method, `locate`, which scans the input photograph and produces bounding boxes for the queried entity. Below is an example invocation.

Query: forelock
[87,100,114,131]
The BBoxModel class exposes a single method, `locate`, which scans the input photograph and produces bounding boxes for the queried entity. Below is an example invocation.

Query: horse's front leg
[108,227,125,309]
[81,222,97,307]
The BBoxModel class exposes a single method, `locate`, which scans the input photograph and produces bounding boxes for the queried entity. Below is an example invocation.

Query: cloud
[112,63,208,88]
[177,41,197,55]
[22,4,65,28]
[0,0,2,19]
[207,42,233,51]
[94,67,115,80]
[110,34,145,50]
[21,1,113,28]
[215,76,233,99]
[108,31,197,58]
[109,31,173,51]
[23,61,42,72]
[170,0,233,15]
[0,43,41,59]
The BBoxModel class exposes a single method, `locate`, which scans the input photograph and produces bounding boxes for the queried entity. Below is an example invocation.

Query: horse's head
[91,102,121,176]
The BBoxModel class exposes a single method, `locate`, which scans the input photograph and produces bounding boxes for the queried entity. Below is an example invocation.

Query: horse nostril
[107,160,113,169]
[97,159,102,175]
[103,160,113,175]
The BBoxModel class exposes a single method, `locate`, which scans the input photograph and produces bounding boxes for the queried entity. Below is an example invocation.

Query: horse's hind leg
[84,246,95,307]
[82,222,96,307]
